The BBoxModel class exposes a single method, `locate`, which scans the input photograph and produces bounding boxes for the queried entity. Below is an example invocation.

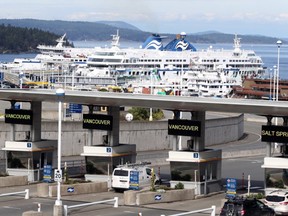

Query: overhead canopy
[0,89,287,117]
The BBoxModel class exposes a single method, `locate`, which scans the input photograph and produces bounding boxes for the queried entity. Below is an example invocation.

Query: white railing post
[37,203,41,212]
[114,197,118,208]
[211,205,216,216]
[63,205,68,216]
[25,189,29,199]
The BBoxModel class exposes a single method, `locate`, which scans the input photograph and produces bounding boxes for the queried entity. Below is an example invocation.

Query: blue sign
[193,153,199,158]
[226,178,237,198]
[69,103,82,113]
[14,103,21,110]
[67,187,75,193]
[50,78,56,83]
[43,165,52,183]
[106,147,112,153]
[27,143,32,148]
[155,194,162,201]
[0,72,4,81]
[129,171,139,190]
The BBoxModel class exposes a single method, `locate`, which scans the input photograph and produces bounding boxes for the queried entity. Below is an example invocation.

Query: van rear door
[112,169,129,189]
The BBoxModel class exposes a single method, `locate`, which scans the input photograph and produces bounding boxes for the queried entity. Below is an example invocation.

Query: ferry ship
[76,31,266,83]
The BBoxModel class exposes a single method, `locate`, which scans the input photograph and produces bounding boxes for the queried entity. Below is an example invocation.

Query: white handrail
[63,197,118,216]
[0,189,29,200]
[161,205,216,216]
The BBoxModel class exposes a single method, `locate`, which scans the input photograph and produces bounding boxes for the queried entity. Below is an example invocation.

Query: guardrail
[0,189,29,200]
[63,197,118,216]
[157,205,216,216]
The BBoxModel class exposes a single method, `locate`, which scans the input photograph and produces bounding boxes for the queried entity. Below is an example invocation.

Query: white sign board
[54,169,62,182]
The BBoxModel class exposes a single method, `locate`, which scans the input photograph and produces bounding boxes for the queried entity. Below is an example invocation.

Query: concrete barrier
[37,183,50,197]
[22,211,43,216]
[124,189,195,206]
[0,175,28,187]
[123,190,138,205]
[48,181,108,197]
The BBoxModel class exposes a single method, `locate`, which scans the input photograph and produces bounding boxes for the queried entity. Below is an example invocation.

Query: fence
[0,189,29,200]
[63,197,118,216]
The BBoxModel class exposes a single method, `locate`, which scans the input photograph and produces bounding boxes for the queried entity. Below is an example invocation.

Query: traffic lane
[143,192,225,216]
[65,204,189,216]
[0,196,54,216]
[153,156,265,189]
[222,157,265,191]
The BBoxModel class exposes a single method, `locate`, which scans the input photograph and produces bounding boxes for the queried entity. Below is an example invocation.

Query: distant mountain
[97,21,140,31]
[0,19,284,44]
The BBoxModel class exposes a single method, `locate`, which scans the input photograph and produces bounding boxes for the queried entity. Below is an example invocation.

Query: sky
[2,0,288,38]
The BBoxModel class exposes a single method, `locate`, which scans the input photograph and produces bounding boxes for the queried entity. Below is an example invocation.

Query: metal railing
[0,189,29,200]
[63,197,118,216]
[160,205,216,216]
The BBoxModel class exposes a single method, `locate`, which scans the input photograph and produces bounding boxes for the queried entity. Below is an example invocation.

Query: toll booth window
[170,162,199,181]
[265,168,288,188]
[86,156,111,175]
[7,151,32,169]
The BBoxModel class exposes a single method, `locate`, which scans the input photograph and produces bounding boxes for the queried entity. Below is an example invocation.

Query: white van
[111,162,161,191]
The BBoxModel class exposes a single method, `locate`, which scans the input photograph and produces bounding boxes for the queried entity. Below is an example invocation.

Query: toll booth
[167,111,222,195]
[167,149,222,194]
[2,140,57,182]
[2,101,58,182]
[80,106,136,183]
[261,117,288,195]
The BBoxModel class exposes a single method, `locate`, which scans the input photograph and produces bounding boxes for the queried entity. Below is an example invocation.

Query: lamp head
[277,40,282,47]
[56,88,65,97]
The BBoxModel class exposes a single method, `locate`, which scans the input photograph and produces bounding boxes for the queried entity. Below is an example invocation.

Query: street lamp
[149,70,153,121]
[19,71,24,89]
[54,88,65,209]
[273,65,277,100]
[276,40,282,102]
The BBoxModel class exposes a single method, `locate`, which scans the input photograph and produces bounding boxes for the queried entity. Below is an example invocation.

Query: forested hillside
[0,24,72,53]
[0,19,283,44]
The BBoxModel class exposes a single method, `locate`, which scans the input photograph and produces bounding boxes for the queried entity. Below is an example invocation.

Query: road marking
[2,206,21,210]
[124,210,136,214]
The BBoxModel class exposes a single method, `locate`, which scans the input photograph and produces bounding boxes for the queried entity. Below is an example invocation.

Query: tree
[127,107,164,121]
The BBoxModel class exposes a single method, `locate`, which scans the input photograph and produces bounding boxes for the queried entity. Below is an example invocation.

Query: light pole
[149,69,154,121]
[54,88,65,214]
[276,40,282,102]
[273,65,277,100]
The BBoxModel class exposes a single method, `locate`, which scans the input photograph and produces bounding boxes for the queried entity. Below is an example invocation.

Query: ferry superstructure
[76,32,266,82]
[36,33,94,66]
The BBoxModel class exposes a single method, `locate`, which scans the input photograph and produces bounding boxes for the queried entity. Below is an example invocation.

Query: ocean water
[1,41,288,79]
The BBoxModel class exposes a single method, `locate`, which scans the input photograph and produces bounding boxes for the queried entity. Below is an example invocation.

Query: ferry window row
[229,59,251,63]
[165,59,186,62]
[138,59,162,62]
[202,59,220,63]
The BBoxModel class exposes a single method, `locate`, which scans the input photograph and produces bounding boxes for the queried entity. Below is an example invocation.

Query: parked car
[1,81,19,88]
[220,196,275,216]
[265,190,288,215]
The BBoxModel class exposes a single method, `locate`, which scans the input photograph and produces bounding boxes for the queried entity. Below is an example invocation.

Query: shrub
[175,182,184,190]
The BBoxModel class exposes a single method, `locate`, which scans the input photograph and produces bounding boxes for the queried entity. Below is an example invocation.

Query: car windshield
[266,195,285,202]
